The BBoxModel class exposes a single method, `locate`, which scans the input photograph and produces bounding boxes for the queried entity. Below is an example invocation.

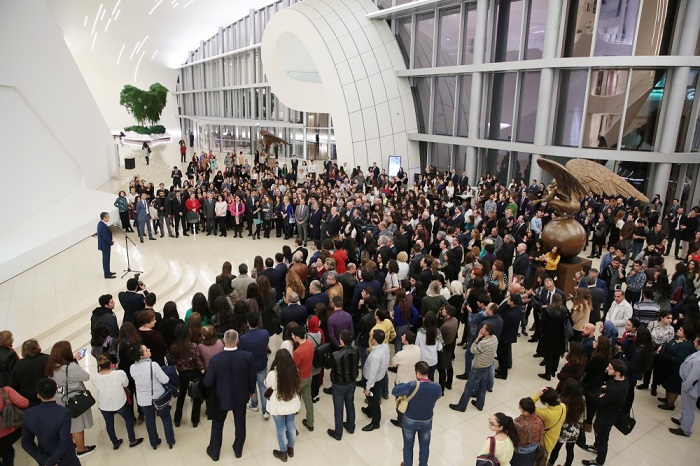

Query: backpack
[475,436,500,466]
[563,310,574,341]
[307,333,331,373]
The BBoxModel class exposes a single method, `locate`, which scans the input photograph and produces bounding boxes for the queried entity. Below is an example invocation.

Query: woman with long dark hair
[478,412,519,465]
[114,190,134,232]
[265,349,301,462]
[161,302,183,349]
[638,310,675,394]
[621,322,654,413]
[549,379,585,466]
[185,292,210,325]
[169,323,203,428]
[45,341,95,457]
[537,293,568,381]
[578,336,611,437]
[257,275,279,335]
[251,255,265,279]
[555,342,587,393]
[415,311,444,381]
[392,288,419,353]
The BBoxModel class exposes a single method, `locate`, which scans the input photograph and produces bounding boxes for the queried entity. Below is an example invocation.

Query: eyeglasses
[488,419,499,427]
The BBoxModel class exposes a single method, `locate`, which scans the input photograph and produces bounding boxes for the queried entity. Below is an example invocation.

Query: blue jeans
[456,365,490,410]
[272,414,296,452]
[141,404,175,447]
[249,369,268,413]
[100,402,136,446]
[331,383,356,438]
[402,416,433,466]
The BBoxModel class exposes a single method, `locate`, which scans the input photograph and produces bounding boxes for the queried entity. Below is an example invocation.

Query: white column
[466,0,488,184]
[529,0,564,183]
[652,0,700,206]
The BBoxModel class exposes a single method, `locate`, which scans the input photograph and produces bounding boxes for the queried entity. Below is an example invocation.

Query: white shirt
[92,370,129,411]
[391,345,421,385]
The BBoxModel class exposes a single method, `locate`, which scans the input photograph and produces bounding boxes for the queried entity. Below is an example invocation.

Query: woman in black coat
[8,339,48,408]
[536,293,568,381]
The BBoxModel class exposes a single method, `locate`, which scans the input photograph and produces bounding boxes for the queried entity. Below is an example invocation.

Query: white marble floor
[0,144,698,465]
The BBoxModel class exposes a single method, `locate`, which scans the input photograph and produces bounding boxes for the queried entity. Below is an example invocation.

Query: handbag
[0,387,23,429]
[533,444,548,466]
[614,408,636,435]
[187,378,206,399]
[395,381,421,414]
[437,349,452,370]
[61,366,95,418]
[150,363,173,411]
[124,387,133,406]
[263,387,273,400]
[475,436,500,466]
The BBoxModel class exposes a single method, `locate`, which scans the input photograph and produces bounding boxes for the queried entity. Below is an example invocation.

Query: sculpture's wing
[260,130,289,145]
[566,159,649,203]
[537,158,587,199]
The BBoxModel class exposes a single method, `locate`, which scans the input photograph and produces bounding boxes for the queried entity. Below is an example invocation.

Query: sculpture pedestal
[557,257,592,296]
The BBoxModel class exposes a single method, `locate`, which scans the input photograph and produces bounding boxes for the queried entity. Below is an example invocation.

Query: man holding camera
[118,276,147,325]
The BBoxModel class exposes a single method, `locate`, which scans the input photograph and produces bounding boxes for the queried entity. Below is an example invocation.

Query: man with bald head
[512,243,529,279]
[581,323,596,359]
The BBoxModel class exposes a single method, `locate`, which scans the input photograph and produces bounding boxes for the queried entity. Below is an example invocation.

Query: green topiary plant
[120,83,168,131]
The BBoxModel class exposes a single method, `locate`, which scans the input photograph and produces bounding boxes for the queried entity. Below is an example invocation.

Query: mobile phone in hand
[79,348,88,358]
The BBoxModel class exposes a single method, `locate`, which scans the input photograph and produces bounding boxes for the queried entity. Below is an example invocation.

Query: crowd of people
[3,158,700,466]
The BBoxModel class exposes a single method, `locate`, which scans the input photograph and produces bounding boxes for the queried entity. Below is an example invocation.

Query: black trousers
[367,384,382,427]
[593,416,616,465]
[496,342,513,377]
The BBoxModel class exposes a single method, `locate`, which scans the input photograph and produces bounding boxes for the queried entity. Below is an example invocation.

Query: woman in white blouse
[415,311,444,381]
[92,355,143,449]
[265,349,301,462]
[214,194,228,237]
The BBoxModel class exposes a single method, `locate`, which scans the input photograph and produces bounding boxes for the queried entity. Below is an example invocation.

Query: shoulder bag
[0,387,23,429]
[61,365,95,418]
[475,436,500,466]
[614,407,636,435]
[151,363,173,411]
[395,381,421,414]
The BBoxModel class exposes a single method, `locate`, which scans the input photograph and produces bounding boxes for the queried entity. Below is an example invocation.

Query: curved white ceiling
[46,0,272,73]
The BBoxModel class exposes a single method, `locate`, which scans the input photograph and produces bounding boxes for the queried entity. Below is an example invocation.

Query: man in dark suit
[458,171,469,192]
[169,190,187,237]
[581,275,607,324]
[447,206,465,229]
[530,278,566,343]
[309,200,323,242]
[408,244,424,276]
[135,193,156,243]
[305,280,329,315]
[281,291,308,338]
[295,197,310,246]
[22,378,83,465]
[203,192,217,236]
[203,330,255,461]
[325,207,342,239]
[97,212,115,279]
[512,243,529,279]
[118,278,146,325]
[293,238,309,263]
[291,155,299,178]
[266,253,288,302]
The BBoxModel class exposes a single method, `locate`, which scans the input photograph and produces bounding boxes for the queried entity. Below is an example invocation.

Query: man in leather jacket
[324,330,359,440]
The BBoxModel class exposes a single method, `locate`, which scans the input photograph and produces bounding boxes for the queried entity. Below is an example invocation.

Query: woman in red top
[0,385,29,464]
[185,193,201,234]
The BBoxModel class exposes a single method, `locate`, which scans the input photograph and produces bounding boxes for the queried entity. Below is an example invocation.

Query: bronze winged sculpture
[258,130,289,155]
[533,158,649,259]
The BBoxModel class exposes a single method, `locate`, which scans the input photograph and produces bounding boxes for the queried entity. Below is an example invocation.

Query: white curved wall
[261,0,420,172]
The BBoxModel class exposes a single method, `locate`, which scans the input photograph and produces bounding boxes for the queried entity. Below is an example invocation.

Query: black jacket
[9,353,49,407]
[90,307,119,338]
[325,346,359,385]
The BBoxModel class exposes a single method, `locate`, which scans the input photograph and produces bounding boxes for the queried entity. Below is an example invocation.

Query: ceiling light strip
[112,0,121,16]
[148,0,163,15]
[84,15,88,27]
[114,9,121,20]
[183,0,195,8]
[91,33,98,52]
[151,49,159,60]
[130,41,140,61]
[134,50,146,82]
[117,43,125,65]
[135,35,149,55]
[91,4,102,35]
[105,18,112,32]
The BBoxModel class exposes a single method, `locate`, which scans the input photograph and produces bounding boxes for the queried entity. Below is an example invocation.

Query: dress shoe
[168,442,175,449]
[528,338,538,342]
[471,400,482,411]
[272,449,288,462]
[109,272,116,276]
[456,373,468,380]
[343,422,354,434]
[581,460,603,466]
[658,397,667,402]
[234,452,242,458]
[532,353,541,358]
[287,447,294,458]
[302,418,314,431]
[149,237,156,240]
[206,448,219,461]
[183,233,189,236]
[140,238,144,243]
[105,275,116,279]
[522,331,528,336]
[129,438,144,448]
[448,403,465,412]
[658,404,674,410]
[390,419,401,427]
[669,427,690,437]
[538,373,551,381]
[113,439,123,450]
[539,360,546,366]
[362,423,378,432]
[160,234,164,238]
[174,420,181,427]
[582,444,597,453]
[636,383,649,390]
[361,406,371,417]
[323,387,333,395]
[494,373,507,380]
[327,429,341,440]
[651,385,658,396]
[671,417,681,425]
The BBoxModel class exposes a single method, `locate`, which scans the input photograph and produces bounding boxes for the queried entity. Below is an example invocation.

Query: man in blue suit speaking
[97,212,115,279]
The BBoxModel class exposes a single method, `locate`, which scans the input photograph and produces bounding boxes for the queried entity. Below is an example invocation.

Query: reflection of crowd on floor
[3,162,700,466]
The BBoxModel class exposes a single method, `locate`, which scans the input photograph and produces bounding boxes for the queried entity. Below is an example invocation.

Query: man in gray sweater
[449,323,498,412]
